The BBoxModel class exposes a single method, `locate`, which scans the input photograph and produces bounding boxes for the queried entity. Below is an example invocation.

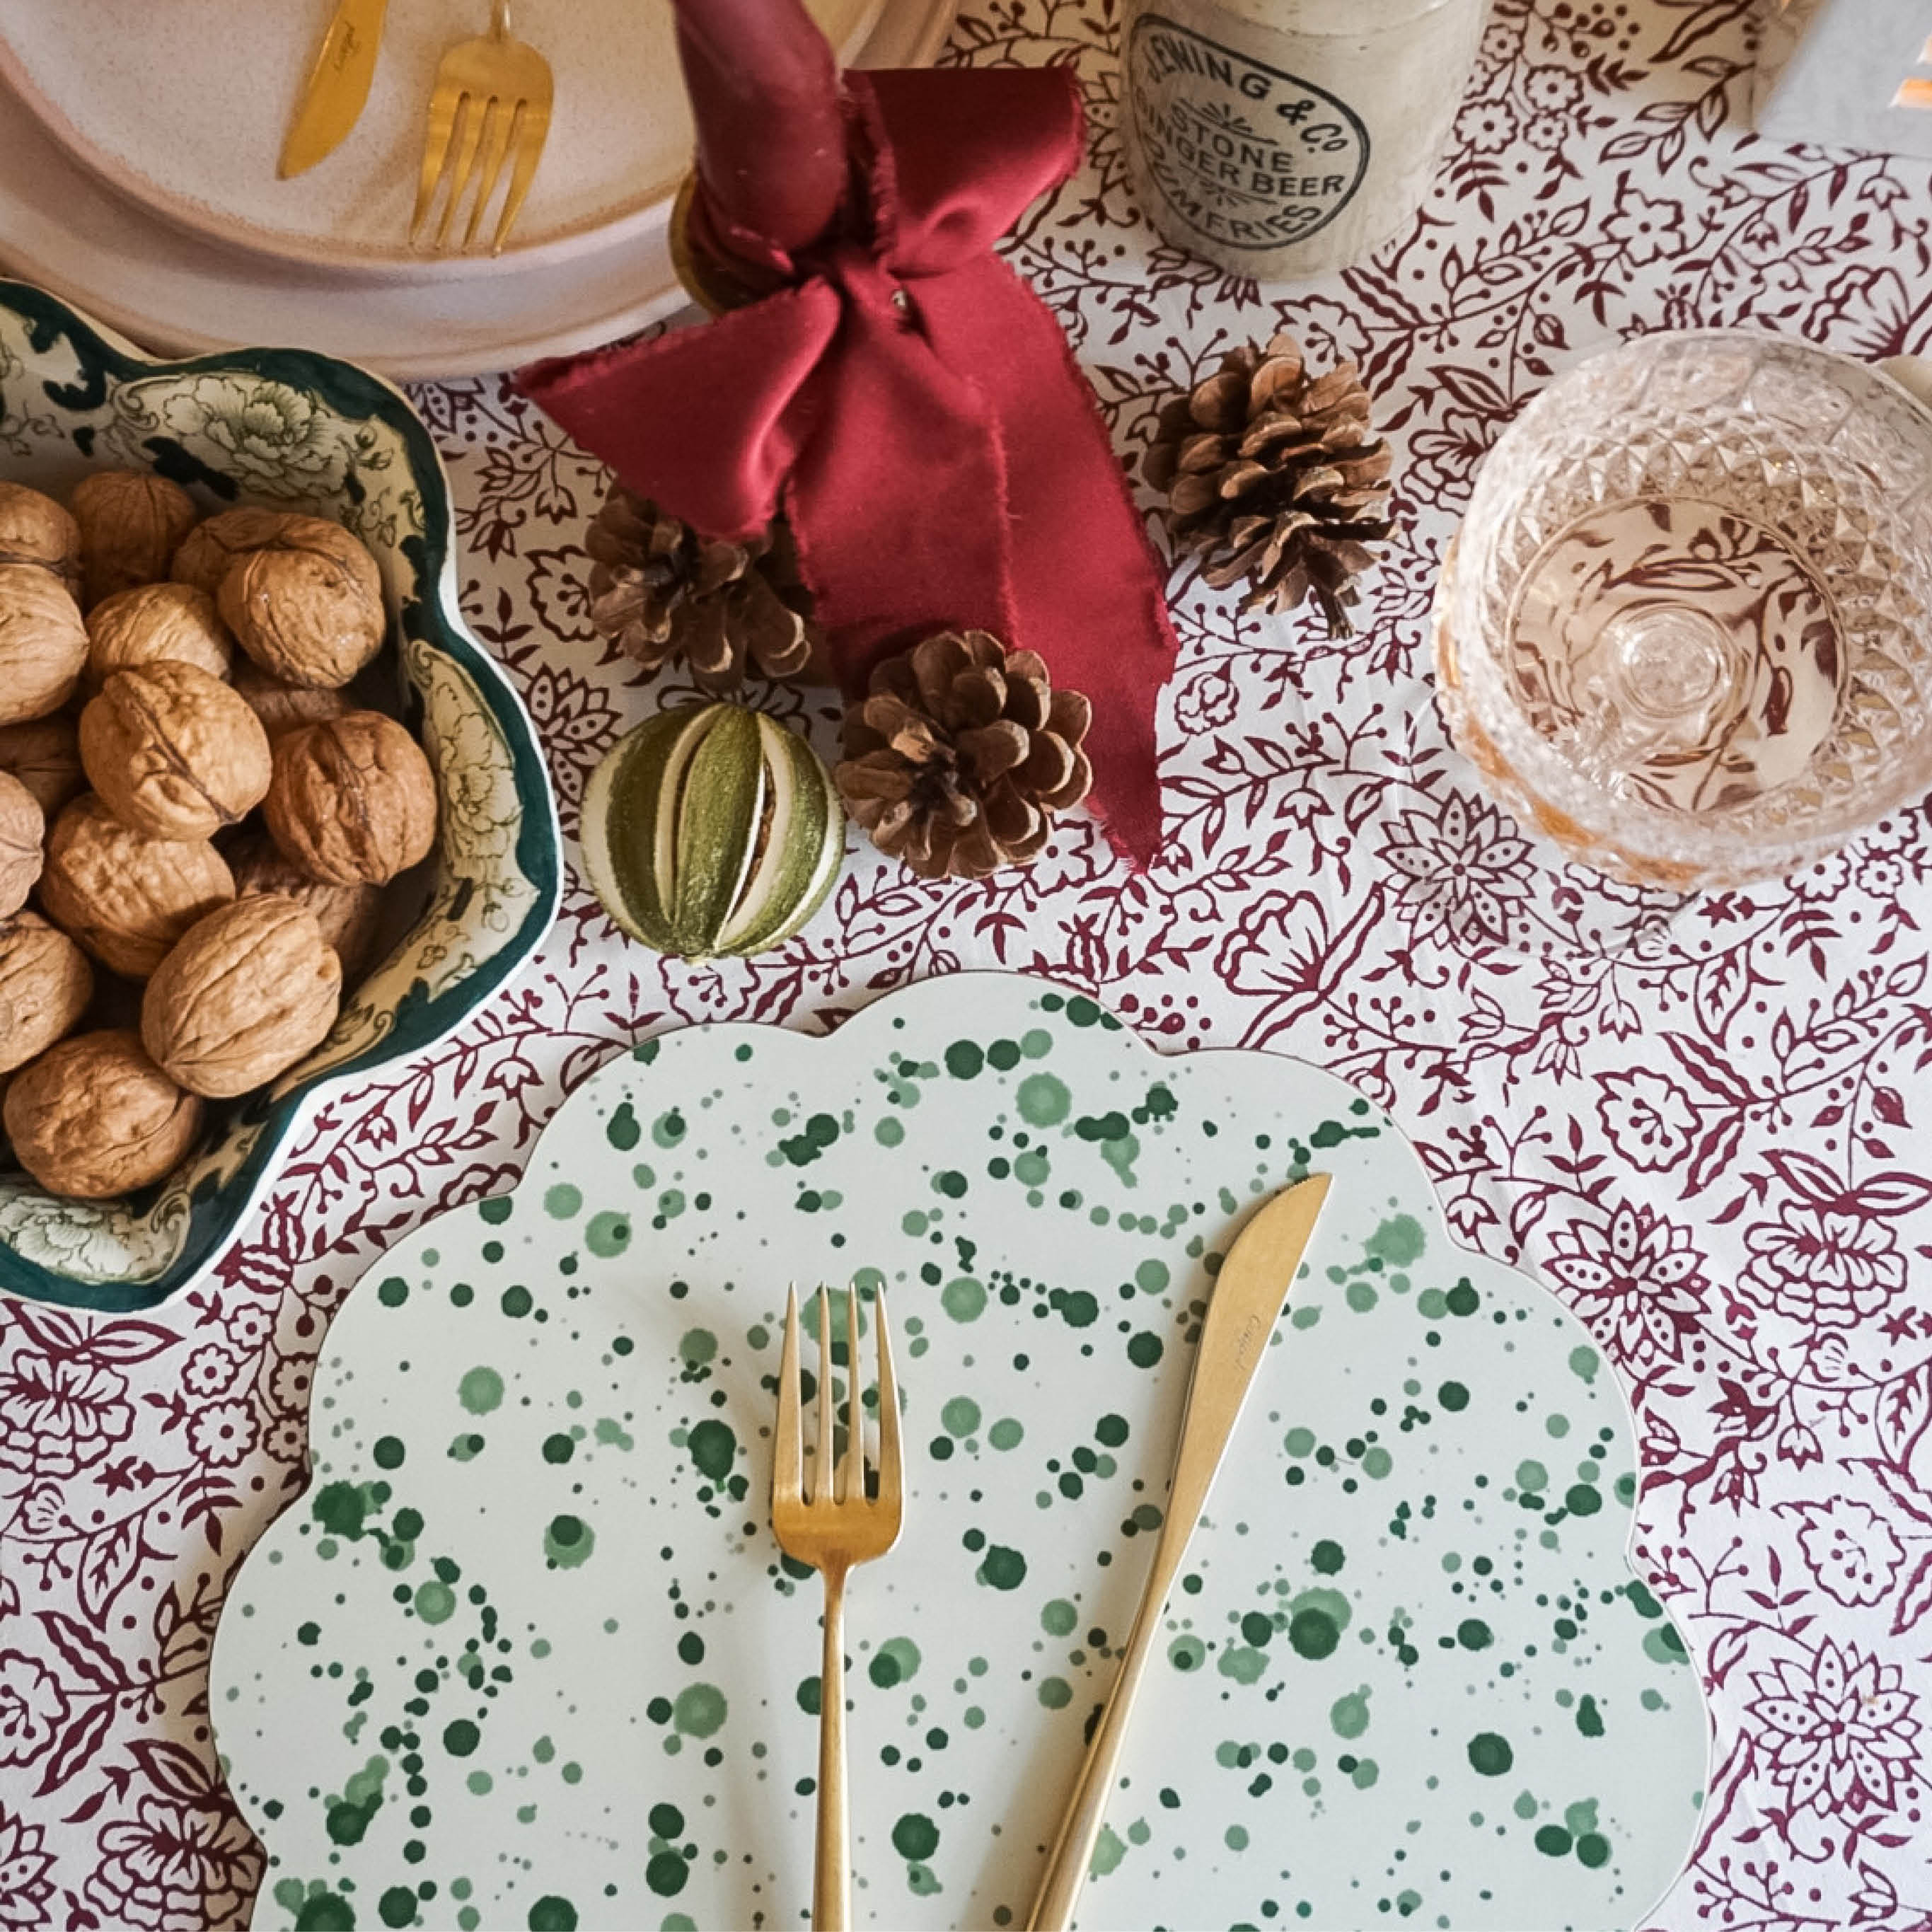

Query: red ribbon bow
[517,66,1177,867]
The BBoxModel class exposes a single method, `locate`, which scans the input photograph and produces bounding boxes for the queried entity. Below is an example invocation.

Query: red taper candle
[670,0,846,256]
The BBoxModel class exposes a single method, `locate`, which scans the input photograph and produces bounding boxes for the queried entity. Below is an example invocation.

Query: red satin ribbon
[516,66,1177,867]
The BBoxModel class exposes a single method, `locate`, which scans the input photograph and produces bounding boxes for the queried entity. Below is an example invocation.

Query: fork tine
[773,1285,802,1507]
[410,83,464,243]
[490,95,550,254]
[873,1285,902,1511]
[461,95,511,250]
[813,1285,834,1507]
[840,1283,864,1505]
[434,91,489,249]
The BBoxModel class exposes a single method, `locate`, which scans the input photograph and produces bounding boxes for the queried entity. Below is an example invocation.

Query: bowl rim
[0,277,562,1314]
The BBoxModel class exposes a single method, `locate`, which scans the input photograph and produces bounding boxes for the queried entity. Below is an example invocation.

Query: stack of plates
[0,0,957,379]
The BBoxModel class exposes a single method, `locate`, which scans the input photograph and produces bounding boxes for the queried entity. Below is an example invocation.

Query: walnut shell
[70,470,199,610]
[170,507,303,598]
[141,894,341,1099]
[0,770,43,918]
[231,836,386,984]
[84,582,233,695]
[38,794,235,978]
[217,519,385,689]
[4,1029,202,1198]
[0,562,88,724]
[0,715,84,819]
[79,662,272,841]
[265,710,438,886]
[231,659,351,741]
[0,482,81,596]
[0,913,93,1074]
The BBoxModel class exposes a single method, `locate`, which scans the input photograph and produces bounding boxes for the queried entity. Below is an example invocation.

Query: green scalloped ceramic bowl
[0,281,561,1313]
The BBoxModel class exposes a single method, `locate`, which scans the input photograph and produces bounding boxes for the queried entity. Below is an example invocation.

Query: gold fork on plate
[410,0,553,255]
[773,1283,905,1930]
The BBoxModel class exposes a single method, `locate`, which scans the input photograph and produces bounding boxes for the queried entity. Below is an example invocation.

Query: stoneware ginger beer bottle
[1121,0,1491,279]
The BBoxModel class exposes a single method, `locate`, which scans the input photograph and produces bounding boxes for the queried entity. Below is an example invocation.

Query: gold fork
[774,1283,904,1930]
[410,0,553,255]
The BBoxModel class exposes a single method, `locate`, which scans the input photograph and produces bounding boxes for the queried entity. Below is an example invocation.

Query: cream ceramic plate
[0,0,881,277]
[0,0,954,379]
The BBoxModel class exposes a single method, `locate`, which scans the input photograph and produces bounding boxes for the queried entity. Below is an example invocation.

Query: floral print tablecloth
[5,2,1932,1927]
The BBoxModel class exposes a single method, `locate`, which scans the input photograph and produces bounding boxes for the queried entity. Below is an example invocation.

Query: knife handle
[1025,1572,1162,1931]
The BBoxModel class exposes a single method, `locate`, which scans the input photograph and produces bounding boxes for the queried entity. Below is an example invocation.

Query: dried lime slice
[581,703,843,959]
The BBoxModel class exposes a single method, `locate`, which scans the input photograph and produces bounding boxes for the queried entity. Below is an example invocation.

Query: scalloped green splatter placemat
[212,973,1707,1931]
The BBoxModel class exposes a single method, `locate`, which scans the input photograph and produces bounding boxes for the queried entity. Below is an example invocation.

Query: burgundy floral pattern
[0,1656,65,1766]
[84,1792,262,1931]
[1744,1202,1909,1327]
[0,1805,54,1929]
[2,3,1932,1927]
[0,1353,134,1479]
[1750,1640,1921,1819]
[1786,1498,1907,1611]
[1379,793,1535,947]
[1544,1203,1708,1367]
[1597,1070,1701,1173]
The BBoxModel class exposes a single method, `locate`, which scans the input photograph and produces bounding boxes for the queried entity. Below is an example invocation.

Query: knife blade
[1027,1174,1334,1931]
[1159,1172,1334,1538]
[279,0,389,179]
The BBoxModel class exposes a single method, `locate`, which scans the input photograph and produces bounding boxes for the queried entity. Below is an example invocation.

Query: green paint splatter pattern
[214,976,1706,1931]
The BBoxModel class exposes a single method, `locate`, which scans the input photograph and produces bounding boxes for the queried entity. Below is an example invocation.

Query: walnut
[231,659,351,741]
[0,715,83,818]
[218,519,386,689]
[85,583,233,694]
[170,507,303,598]
[79,662,272,841]
[0,482,81,596]
[3,1029,202,1198]
[0,770,42,919]
[141,895,341,1098]
[70,470,199,609]
[39,794,235,978]
[265,710,438,885]
[0,913,92,1074]
[231,835,386,984]
[0,563,88,724]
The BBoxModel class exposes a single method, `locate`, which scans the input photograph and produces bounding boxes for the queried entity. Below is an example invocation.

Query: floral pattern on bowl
[0,280,561,1312]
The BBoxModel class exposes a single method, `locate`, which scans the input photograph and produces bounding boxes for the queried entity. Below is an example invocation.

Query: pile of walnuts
[0,471,439,1201]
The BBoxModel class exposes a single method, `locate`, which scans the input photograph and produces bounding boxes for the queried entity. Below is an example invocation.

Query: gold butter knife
[1027,1174,1334,1931]
[279,0,389,178]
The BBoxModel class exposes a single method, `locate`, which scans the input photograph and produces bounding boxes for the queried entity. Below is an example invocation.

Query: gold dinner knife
[279,0,390,178]
[1027,1173,1334,1931]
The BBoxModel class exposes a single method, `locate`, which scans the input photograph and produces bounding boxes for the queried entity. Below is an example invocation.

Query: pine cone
[585,485,816,694]
[837,630,1094,880]
[1145,333,1394,636]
